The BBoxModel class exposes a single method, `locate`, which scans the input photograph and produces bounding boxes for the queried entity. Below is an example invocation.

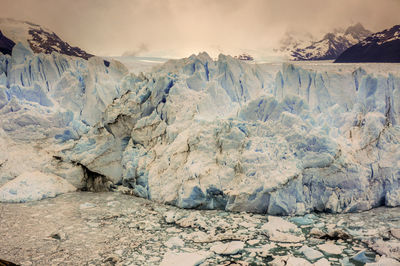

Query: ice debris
[0,171,76,202]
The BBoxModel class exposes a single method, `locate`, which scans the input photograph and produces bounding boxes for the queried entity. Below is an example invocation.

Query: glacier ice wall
[0,43,128,186]
[0,43,128,137]
[60,53,400,215]
[0,44,399,214]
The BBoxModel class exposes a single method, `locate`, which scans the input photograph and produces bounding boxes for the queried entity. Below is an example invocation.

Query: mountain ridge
[279,23,372,61]
[335,24,400,63]
[0,30,15,56]
[0,18,93,60]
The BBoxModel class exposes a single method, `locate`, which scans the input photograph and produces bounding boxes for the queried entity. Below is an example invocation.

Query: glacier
[0,42,128,189]
[60,54,400,215]
[0,43,399,215]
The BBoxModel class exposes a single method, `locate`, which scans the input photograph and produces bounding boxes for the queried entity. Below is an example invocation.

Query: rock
[299,245,324,261]
[103,255,119,264]
[0,258,18,266]
[210,241,244,255]
[160,251,211,266]
[49,232,67,241]
[326,228,352,240]
[317,243,344,255]
[165,237,185,248]
[310,227,351,240]
[0,171,76,203]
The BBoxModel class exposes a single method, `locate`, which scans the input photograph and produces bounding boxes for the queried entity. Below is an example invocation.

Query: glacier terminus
[0,43,399,216]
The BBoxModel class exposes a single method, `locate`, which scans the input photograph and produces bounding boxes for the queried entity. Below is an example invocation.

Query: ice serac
[61,52,400,215]
[0,42,128,188]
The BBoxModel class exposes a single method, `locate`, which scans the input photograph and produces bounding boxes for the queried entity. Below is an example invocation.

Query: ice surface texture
[61,53,400,215]
[0,43,128,140]
[0,43,128,191]
[0,171,76,203]
[1,45,399,214]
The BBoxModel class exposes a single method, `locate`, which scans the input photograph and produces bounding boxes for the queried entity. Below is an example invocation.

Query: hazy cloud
[122,43,150,57]
[0,0,399,58]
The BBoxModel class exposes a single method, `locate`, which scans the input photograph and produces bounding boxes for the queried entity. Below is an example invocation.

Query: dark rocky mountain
[234,53,254,61]
[0,30,15,56]
[0,18,93,60]
[335,25,400,63]
[283,23,372,61]
[27,27,94,60]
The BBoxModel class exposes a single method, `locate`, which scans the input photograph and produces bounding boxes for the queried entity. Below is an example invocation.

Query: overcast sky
[1,0,400,58]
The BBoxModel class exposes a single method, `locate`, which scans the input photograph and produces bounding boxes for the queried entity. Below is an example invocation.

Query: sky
[1,0,400,58]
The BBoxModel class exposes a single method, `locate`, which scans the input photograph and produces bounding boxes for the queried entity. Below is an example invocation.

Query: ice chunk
[0,171,76,203]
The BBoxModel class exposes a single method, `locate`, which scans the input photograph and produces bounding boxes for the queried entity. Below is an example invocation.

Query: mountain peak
[335,24,400,63]
[344,23,371,39]
[0,30,15,56]
[283,23,372,61]
[0,18,93,60]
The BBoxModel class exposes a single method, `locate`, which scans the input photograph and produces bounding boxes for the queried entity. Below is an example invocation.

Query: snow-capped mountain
[282,23,372,61]
[0,18,93,59]
[335,25,400,63]
[276,30,315,55]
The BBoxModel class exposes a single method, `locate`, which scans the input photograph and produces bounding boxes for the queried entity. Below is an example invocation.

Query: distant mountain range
[0,18,93,60]
[2,18,399,64]
[279,23,372,61]
[335,25,400,63]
